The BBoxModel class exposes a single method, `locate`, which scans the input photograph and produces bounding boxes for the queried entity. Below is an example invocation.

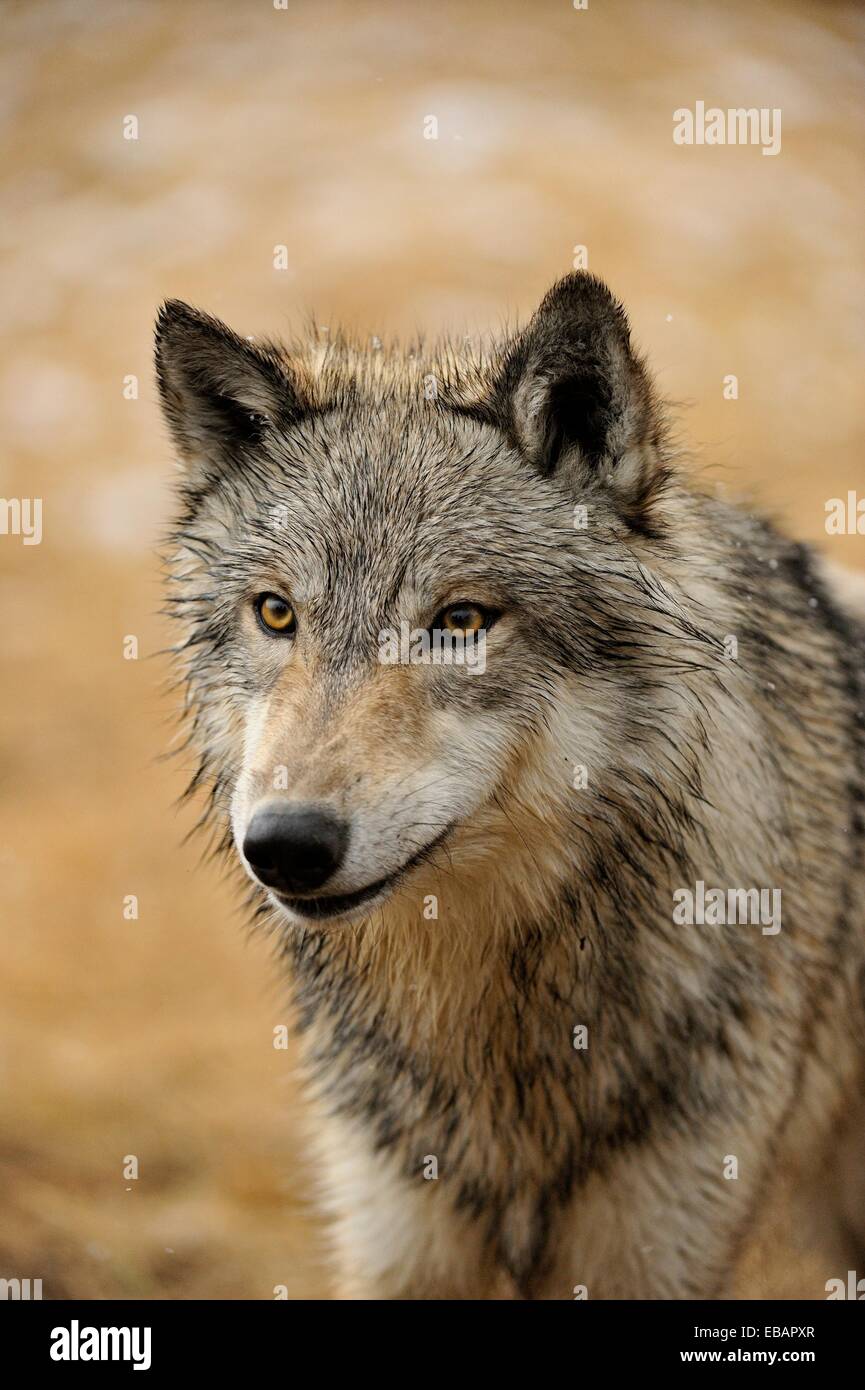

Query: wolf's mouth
[274,823,457,921]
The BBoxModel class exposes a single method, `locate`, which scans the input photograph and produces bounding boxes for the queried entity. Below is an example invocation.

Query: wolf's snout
[243,804,348,895]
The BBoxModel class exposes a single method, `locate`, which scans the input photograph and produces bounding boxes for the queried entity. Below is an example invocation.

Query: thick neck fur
[159,281,865,1296]
[277,489,865,1291]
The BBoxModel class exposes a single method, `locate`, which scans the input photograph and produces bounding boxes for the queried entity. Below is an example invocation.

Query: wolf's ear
[469,274,668,528]
[154,300,303,477]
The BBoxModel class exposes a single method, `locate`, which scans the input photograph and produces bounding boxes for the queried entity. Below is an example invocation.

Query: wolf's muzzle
[243,804,348,895]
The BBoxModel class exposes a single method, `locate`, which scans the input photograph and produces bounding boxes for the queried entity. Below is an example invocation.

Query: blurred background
[1,0,863,1299]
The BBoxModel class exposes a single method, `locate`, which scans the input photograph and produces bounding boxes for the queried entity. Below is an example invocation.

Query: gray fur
[157,273,865,1299]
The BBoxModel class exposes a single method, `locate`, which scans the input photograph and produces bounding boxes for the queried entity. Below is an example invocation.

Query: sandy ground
[1,0,863,1299]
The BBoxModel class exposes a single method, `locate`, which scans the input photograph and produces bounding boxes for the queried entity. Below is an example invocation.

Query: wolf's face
[157,276,680,925]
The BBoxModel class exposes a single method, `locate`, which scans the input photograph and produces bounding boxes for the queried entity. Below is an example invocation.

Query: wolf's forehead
[251,418,536,609]
[277,488,508,605]
[273,409,510,544]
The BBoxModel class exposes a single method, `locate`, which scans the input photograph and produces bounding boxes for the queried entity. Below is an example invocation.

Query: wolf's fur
[156,274,865,1299]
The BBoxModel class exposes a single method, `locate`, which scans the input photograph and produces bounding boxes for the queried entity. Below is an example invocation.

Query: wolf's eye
[438,603,488,635]
[255,593,296,636]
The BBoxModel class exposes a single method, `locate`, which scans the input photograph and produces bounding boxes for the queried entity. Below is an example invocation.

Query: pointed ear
[154,300,304,478]
[468,274,670,530]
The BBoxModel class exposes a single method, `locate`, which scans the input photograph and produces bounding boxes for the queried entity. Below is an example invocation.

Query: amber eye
[255,593,296,636]
[439,603,488,635]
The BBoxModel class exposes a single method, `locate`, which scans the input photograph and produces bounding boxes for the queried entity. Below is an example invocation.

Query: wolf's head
[157,274,704,929]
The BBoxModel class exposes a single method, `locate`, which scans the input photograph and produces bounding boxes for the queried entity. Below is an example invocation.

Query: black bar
[3,1298,860,1374]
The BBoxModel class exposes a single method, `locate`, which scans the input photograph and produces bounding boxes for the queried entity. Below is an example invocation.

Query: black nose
[243,805,348,895]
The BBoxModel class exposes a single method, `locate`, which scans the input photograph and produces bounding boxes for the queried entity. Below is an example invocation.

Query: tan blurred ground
[1,0,863,1299]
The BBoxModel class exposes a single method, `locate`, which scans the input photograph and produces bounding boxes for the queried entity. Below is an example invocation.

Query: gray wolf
[156,273,865,1298]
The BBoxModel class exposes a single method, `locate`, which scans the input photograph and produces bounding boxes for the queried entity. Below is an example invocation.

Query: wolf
[156,273,865,1299]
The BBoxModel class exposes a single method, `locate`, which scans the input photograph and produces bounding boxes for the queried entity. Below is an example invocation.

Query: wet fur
[157,274,865,1298]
